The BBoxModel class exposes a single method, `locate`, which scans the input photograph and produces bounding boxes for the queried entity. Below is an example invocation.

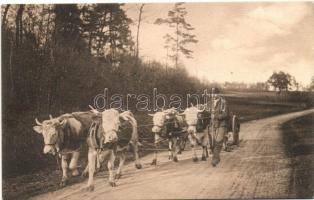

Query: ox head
[179,105,206,134]
[148,108,178,133]
[33,116,66,155]
[101,109,120,143]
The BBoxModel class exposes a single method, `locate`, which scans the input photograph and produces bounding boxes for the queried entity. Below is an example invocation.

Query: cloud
[248,3,310,28]
[211,3,311,50]
[125,3,314,85]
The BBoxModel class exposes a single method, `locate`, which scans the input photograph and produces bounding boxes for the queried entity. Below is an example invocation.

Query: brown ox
[33,111,97,187]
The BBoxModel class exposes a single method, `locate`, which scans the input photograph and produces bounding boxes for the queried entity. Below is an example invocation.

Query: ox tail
[232,115,236,133]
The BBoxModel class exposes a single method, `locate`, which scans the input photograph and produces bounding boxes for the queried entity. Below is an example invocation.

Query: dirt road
[31,109,314,199]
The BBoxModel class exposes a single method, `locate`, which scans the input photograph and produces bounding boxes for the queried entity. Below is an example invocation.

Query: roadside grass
[282,113,314,198]
[2,91,313,199]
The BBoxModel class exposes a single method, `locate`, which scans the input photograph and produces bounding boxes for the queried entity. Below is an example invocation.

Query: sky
[124,2,314,86]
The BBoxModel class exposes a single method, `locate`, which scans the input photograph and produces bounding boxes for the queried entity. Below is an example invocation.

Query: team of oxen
[33,104,240,191]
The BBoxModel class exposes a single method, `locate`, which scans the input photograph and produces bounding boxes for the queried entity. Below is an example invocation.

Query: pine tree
[82,4,133,62]
[155,3,198,68]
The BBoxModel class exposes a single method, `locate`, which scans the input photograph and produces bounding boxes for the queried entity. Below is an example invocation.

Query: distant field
[2,91,313,199]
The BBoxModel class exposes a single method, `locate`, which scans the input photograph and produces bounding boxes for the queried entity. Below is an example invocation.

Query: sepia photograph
[1,1,314,199]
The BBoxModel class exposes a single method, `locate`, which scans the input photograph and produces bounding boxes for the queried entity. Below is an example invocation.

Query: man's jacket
[210,96,229,128]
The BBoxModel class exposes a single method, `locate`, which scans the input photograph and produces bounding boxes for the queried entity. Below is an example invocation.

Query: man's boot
[211,144,222,167]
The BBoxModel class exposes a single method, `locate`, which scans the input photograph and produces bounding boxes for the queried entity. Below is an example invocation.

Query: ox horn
[89,105,100,113]
[35,118,42,126]
[49,114,53,120]
[89,105,96,110]
[178,111,185,116]
[197,105,206,112]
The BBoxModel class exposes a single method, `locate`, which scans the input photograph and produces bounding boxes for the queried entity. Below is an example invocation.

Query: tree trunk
[135,4,144,62]
[175,14,179,68]
[15,5,25,47]
[2,4,10,29]
[9,41,14,95]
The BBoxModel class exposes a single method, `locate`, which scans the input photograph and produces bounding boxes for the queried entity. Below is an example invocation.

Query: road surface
[32,109,314,199]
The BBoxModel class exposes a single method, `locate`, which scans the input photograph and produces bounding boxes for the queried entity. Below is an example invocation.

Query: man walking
[209,87,229,167]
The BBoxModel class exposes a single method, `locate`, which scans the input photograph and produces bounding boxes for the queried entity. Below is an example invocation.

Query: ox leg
[205,146,209,158]
[168,139,173,160]
[188,134,198,162]
[60,155,69,187]
[69,151,80,177]
[151,134,159,165]
[132,142,142,169]
[108,150,116,187]
[151,142,158,165]
[223,134,231,152]
[177,137,183,155]
[202,133,209,160]
[201,146,207,161]
[87,148,97,191]
[115,151,126,179]
[208,131,214,155]
[178,135,187,154]
[82,163,89,178]
[172,137,178,162]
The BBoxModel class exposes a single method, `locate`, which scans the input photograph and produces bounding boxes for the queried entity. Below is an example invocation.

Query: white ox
[180,105,210,162]
[149,108,187,165]
[86,108,142,191]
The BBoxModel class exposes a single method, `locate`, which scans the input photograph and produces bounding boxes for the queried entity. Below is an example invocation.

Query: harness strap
[89,121,103,149]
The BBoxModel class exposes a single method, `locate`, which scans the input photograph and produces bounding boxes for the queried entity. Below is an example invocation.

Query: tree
[82,4,133,61]
[267,71,293,92]
[54,4,85,51]
[155,3,198,68]
[135,4,145,62]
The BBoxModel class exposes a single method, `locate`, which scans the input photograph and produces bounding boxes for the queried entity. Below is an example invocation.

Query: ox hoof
[151,159,157,166]
[59,180,68,188]
[211,158,220,167]
[224,147,231,152]
[201,156,207,161]
[115,174,122,179]
[193,157,198,162]
[173,156,178,162]
[81,171,88,178]
[135,163,142,169]
[72,169,80,177]
[109,181,116,187]
[177,150,182,155]
[86,185,94,192]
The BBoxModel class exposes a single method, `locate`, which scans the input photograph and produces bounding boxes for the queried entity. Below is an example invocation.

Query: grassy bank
[282,113,314,198]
